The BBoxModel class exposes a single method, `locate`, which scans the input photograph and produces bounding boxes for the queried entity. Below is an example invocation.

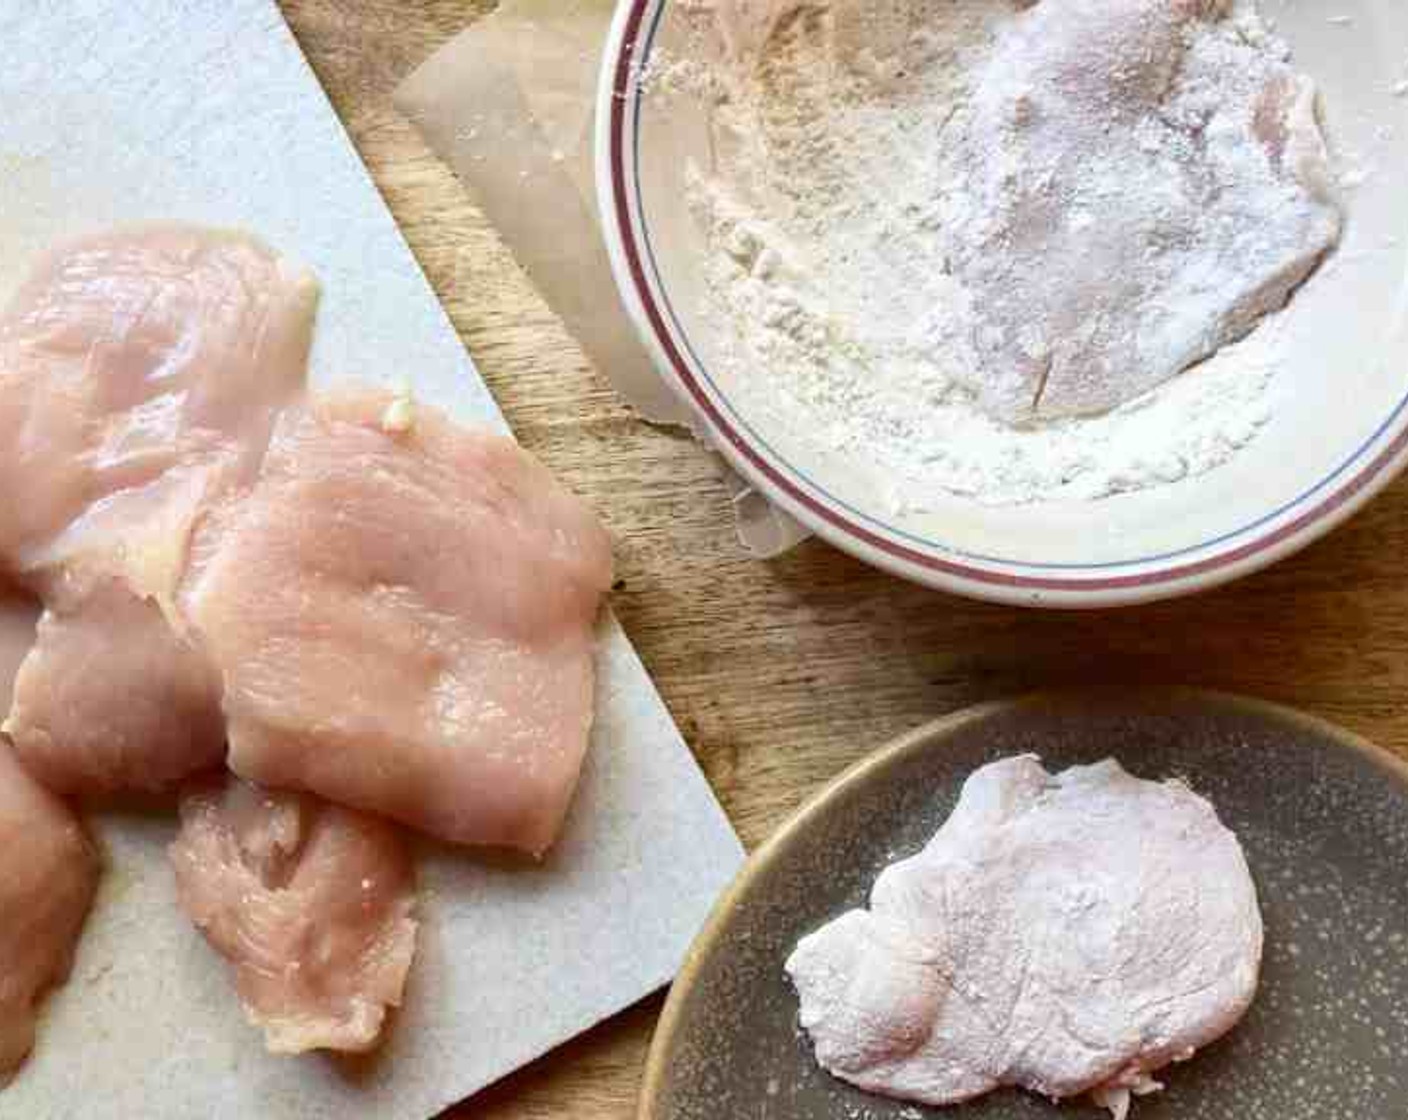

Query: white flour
[666,0,1341,507]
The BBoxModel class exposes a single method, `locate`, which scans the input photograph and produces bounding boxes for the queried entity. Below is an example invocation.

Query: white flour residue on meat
[664,0,1342,506]
[785,756,1263,1118]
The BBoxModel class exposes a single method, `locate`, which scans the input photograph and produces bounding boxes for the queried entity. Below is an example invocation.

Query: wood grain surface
[279,3,1408,1116]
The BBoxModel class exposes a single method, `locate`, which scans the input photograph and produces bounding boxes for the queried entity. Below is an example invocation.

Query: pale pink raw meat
[0,742,99,1079]
[185,388,613,855]
[0,586,38,721]
[0,226,316,796]
[169,775,416,1053]
[786,756,1262,1118]
[0,224,317,581]
[4,576,223,799]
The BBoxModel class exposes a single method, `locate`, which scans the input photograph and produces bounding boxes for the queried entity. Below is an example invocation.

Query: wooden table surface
[280,3,1408,1116]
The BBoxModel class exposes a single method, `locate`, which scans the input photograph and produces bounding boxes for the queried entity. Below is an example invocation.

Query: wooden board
[278,2,1408,1116]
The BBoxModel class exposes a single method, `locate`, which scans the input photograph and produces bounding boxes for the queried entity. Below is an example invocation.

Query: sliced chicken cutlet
[169,776,416,1053]
[0,224,316,576]
[185,388,613,855]
[0,586,38,720]
[0,225,317,797]
[786,756,1262,1118]
[0,743,99,1080]
[4,576,223,799]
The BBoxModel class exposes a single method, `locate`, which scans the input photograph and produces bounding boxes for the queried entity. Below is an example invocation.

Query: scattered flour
[661,0,1342,508]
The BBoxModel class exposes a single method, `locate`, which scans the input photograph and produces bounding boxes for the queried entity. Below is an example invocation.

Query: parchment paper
[0,3,743,1117]
[395,0,810,557]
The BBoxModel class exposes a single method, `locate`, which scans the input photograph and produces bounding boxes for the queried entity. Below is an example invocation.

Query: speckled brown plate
[640,691,1408,1120]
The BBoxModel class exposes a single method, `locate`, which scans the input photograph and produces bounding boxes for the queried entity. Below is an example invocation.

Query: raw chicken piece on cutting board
[4,576,223,799]
[0,742,99,1080]
[786,756,1262,1118]
[0,225,317,797]
[169,775,416,1054]
[0,224,317,579]
[0,586,38,720]
[185,388,614,856]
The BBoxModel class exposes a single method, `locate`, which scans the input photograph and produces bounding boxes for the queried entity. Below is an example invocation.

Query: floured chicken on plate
[786,756,1262,1120]
[0,742,99,1080]
[185,388,614,856]
[0,225,317,797]
[169,776,417,1054]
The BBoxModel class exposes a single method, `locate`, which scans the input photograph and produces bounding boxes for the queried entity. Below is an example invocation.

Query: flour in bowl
[662,0,1342,507]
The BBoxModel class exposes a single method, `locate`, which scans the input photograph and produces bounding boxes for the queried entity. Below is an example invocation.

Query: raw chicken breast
[942,0,1341,419]
[786,756,1262,1118]
[0,224,317,580]
[0,743,99,1079]
[0,586,38,720]
[4,576,223,799]
[169,776,416,1054]
[0,226,316,796]
[186,389,613,855]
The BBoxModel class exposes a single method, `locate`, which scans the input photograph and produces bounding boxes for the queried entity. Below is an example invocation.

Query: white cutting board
[0,3,743,1118]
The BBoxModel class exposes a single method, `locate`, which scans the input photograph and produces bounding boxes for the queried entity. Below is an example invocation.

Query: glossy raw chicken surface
[0,224,318,582]
[0,743,98,1080]
[0,586,38,719]
[0,226,317,797]
[169,775,416,1054]
[186,388,614,855]
[4,576,223,799]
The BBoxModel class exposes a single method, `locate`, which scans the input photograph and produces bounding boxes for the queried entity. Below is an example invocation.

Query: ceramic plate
[598,1,1408,606]
[639,691,1408,1118]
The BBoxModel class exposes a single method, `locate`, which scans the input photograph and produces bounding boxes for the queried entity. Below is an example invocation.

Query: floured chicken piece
[0,225,316,796]
[169,775,416,1054]
[185,388,613,855]
[786,756,1262,1118]
[0,743,99,1080]
[4,576,223,799]
[941,0,1341,420]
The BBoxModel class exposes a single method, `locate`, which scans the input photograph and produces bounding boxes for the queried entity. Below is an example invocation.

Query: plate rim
[636,688,1408,1119]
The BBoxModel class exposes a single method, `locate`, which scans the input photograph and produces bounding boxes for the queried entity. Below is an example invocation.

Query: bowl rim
[634,688,1408,1119]
[594,0,1408,608]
